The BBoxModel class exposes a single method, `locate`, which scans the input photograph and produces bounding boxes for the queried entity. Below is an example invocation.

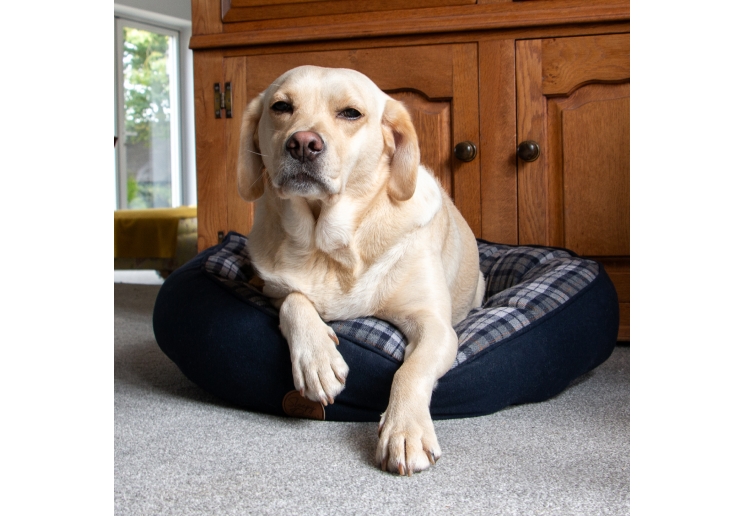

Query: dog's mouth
[276,165,332,196]
[285,171,317,186]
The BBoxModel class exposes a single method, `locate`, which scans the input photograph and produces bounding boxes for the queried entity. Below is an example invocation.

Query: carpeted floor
[115,283,629,516]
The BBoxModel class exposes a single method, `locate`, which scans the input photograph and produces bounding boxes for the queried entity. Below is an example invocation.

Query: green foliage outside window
[120,27,174,209]
[123,28,171,145]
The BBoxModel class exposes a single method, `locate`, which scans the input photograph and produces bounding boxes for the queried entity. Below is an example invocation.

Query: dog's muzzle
[277,131,331,195]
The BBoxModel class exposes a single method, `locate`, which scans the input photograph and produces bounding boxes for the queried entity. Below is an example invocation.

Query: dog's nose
[286,131,324,162]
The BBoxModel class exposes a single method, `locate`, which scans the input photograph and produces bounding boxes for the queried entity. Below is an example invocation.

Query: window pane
[121,27,175,209]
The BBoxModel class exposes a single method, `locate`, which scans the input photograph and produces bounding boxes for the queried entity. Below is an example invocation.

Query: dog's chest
[250,193,420,320]
[254,236,408,321]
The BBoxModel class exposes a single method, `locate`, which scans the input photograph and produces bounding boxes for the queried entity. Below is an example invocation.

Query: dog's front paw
[376,405,442,476]
[289,325,349,406]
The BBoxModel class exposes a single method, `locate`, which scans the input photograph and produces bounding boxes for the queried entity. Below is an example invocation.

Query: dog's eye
[271,101,293,114]
[338,108,363,120]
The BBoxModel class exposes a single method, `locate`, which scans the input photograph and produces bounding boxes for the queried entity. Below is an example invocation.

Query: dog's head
[237,66,420,203]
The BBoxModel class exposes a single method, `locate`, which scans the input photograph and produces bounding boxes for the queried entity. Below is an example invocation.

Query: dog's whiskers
[244,167,268,192]
[244,149,267,157]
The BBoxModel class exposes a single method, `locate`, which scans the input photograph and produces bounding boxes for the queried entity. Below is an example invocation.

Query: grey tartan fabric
[204,235,253,281]
[203,233,598,368]
[330,318,406,361]
[452,242,599,367]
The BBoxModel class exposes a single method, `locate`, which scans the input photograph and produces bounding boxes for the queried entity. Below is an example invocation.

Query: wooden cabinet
[190,0,631,339]
[220,0,476,23]
[515,33,630,339]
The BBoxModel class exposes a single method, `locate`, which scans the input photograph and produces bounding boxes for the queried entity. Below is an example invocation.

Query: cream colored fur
[237,66,485,475]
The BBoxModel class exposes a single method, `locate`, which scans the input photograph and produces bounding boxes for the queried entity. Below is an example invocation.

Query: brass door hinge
[214,82,232,119]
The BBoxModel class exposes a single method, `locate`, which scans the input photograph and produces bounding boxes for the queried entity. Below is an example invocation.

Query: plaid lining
[451,242,598,367]
[330,318,406,362]
[204,235,253,281]
[203,233,598,369]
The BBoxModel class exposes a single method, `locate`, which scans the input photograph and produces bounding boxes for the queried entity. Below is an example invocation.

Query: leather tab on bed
[282,391,325,420]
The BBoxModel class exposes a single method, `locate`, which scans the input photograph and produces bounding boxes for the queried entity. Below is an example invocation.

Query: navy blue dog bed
[153,232,618,422]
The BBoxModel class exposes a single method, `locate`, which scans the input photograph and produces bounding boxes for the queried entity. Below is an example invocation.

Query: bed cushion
[114,206,198,276]
[153,232,618,422]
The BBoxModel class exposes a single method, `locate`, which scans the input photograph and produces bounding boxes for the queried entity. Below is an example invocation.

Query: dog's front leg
[279,292,349,406]
[376,310,458,475]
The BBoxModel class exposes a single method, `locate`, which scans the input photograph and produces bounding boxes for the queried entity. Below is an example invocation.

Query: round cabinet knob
[517,140,540,162]
[454,141,477,162]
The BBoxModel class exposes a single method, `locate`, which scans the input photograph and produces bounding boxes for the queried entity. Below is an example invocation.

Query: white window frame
[113,4,195,210]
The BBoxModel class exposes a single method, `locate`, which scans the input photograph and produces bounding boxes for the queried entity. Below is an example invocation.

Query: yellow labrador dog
[237,65,485,475]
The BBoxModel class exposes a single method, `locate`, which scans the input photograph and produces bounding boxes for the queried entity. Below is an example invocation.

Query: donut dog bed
[153,232,618,421]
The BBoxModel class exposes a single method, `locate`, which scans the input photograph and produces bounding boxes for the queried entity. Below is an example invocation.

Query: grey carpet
[115,283,629,516]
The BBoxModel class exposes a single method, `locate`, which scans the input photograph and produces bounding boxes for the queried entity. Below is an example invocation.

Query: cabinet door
[195,43,481,250]
[516,34,630,340]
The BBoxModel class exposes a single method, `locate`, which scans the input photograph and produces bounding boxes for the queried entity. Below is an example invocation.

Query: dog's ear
[382,99,419,202]
[237,94,265,202]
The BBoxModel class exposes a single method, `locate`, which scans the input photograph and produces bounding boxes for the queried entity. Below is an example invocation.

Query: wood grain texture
[479,38,517,244]
[517,37,629,256]
[229,0,471,7]
[560,84,629,256]
[545,84,630,251]
[231,0,341,6]
[224,57,255,238]
[191,0,630,48]
[452,43,481,237]
[545,81,565,247]
[618,303,629,341]
[192,0,223,36]
[224,0,474,22]
[516,39,547,246]
[601,255,630,341]
[218,22,630,58]
[242,46,455,100]
[541,33,630,96]
[194,52,228,251]
[601,258,629,302]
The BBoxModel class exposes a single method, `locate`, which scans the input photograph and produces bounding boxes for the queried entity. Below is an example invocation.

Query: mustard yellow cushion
[114,206,197,259]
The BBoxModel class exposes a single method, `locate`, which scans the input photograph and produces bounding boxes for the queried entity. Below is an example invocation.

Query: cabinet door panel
[541,33,630,96]
[560,85,629,256]
[516,34,630,340]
